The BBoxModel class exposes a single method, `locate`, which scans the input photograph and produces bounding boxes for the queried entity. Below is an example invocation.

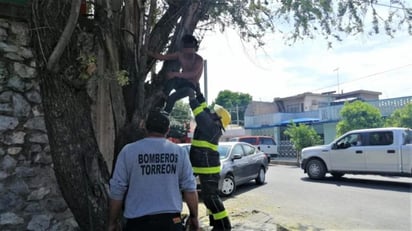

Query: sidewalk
[186,157,299,231]
[185,206,289,231]
[270,157,299,167]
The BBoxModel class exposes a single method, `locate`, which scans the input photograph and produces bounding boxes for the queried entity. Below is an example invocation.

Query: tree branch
[46,0,82,72]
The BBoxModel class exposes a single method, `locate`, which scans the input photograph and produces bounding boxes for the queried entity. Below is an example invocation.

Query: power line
[312,63,412,92]
[373,2,410,11]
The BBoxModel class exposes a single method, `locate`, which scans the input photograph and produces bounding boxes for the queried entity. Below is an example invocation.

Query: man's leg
[164,78,196,95]
[163,78,179,96]
[164,87,194,113]
[199,174,231,230]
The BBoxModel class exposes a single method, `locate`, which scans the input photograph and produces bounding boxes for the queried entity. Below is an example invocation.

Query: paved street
[193,164,412,230]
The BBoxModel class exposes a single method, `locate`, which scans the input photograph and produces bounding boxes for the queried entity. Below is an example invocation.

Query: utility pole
[203,59,208,103]
[333,67,340,94]
[236,105,239,125]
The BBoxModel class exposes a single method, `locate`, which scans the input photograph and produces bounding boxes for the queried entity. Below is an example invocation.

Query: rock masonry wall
[0,18,78,230]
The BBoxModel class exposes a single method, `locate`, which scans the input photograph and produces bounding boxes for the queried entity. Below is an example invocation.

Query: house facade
[243,90,412,157]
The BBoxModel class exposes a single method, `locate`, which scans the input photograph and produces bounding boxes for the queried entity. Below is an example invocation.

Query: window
[286,104,301,113]
[260,137,276,145]
[404,130,412,144]
[218,145,231,159]
[239,137,257,145]
[311,100,318,105]
[368,132,393,146]
[242,144,255,156]
[336,133,361,149]
[350,133,363,146]
[232,144,244,156]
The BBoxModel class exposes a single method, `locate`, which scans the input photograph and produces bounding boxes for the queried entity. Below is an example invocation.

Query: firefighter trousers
[198,173,231,230]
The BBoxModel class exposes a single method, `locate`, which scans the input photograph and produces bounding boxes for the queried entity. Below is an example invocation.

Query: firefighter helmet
[213,104,231,128]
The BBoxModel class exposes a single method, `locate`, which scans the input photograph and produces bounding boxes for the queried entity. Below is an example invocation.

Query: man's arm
[108,148,129,231]
[147,50,179,61]
[189,95,215,134]
[183,190,200,230]
[108,199,123,231]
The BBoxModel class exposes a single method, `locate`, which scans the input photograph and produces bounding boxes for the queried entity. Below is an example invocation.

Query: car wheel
[306,159,326,179]
[331,172,344,178]
[220,175,235,197]
[255,167,266,185]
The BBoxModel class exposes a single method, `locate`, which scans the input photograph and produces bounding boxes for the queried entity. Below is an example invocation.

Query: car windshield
[218,145,231,159]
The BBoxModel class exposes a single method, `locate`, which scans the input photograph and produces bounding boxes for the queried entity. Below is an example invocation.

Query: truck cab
[301,127,412,179]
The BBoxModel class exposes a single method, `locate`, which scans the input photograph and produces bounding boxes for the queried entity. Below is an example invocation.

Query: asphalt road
[218,164,412,231]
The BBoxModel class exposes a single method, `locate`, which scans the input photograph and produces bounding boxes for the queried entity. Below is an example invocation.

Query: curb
[270,159,299,167]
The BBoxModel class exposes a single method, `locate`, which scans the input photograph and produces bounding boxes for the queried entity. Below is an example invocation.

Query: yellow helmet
[213,104,231,128]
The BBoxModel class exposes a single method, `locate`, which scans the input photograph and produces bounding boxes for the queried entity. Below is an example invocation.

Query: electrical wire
[312,63,412,92]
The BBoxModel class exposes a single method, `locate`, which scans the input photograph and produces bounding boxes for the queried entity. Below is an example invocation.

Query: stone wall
[0,18,78,230]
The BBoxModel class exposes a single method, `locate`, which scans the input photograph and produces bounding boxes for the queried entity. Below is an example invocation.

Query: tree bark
[40,71,110,230]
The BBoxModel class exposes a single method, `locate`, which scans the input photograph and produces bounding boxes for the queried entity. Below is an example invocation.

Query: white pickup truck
[300,127,412,179]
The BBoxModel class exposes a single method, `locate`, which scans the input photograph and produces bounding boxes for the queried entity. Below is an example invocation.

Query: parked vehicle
[300,127,412,179]
[229,136,278,161]
[179,141,269,196]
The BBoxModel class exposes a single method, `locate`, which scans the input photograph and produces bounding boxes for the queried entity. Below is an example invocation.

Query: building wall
[303,95,333,111]
[0,18,78,230]
[323,122,338,144]
[278,93,334,113]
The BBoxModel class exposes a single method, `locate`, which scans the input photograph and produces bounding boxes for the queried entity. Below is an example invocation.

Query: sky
[198,27,412,104]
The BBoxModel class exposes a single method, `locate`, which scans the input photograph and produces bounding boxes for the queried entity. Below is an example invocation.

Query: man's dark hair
[181,34,198,49]
[145,111,170,134]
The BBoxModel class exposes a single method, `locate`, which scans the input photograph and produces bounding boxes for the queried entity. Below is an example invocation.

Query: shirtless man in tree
[148,34,204,113]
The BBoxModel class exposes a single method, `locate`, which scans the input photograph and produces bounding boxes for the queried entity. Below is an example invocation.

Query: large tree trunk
[32,1,112,230]
[40,71,110,230]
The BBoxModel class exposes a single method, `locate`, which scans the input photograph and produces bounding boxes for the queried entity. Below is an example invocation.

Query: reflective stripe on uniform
[193,106,203,116]
[200,102,207,108]
[192,140,218,151]
[212,210,229,220]
[192,166,221,174]
[192,102,208,116]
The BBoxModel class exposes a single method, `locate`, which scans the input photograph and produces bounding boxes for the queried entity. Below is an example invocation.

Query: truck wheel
[306,159,326,179]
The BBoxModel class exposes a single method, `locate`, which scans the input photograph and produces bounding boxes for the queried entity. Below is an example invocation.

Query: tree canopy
[214,90,252,126]
[284,122,322,162]
[336,100,384,136]
[168,100,192,141]
[385,102,412,128]
[274,0,412,47]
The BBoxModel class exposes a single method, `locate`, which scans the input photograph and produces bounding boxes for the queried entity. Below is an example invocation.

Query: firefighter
[188,90,232,231]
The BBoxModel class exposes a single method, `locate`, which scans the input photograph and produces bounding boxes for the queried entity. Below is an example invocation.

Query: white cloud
[199,29,412,104]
